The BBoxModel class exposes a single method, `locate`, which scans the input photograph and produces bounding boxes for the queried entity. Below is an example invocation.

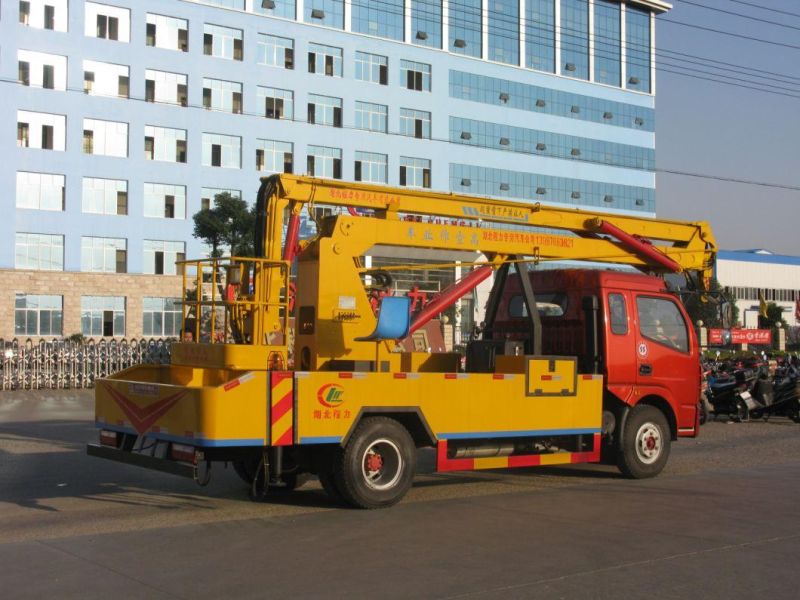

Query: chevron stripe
[270,372,294,446]
[102,382,187,435]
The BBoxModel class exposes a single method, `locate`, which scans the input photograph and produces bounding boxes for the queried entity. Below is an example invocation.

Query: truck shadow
[0,419,618,514]
[0,419,246,512]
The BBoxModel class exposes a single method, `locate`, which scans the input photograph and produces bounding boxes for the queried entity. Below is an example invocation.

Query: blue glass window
[450,164,655,213]
[354,151,388,184]
[449,70,655,131]
[354,51,388,84]
[449,0,481,58]
[304,0,344,29]
[488,0,519,65]
[401,60,431,91]
[449,116,655,170]
[626,6,651,93]
[355,101,388,132]
[307,146,342,179]
[400,108,431,139]
[400,157,431,188]
[253,0,295,20]
[412,0,441,49]
[308,94,342,127]
[205,0,244,8]
[257,34,294,69]
[594,0,620,86]
[526,0,555,73]
[561,0,589,80]
[352,0,404,41]
[308,43,342,76]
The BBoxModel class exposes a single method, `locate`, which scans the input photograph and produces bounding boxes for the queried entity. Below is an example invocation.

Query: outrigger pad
[356,296,412,341]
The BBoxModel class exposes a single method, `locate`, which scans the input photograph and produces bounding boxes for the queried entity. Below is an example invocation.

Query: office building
[1,0,668,339]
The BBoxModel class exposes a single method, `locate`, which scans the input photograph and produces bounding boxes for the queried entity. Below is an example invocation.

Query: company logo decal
[638,342,648,358]
[317,383,345,408]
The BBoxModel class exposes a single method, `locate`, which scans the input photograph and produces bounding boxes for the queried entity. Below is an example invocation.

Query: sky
[653,0,800,255]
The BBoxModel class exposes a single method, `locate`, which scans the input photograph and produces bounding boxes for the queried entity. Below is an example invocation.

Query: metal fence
[0,338,172,390]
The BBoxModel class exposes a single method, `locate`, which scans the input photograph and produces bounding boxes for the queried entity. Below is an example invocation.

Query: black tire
[271,472,310,492]
[617,404,671,479]
[233,458,259,484]
[333,417,416,509]
[318,471,344,502]
[233,458,308,492]
[733,399,750,423]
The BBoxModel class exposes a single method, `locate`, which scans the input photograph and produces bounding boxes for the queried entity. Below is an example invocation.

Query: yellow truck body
[89,175,717,508]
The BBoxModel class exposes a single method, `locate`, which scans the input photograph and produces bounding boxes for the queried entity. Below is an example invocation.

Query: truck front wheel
[334,417,416,509]
[617,404,671,479]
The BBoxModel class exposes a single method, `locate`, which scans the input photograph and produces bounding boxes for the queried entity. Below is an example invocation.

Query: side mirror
[719,300,733,329]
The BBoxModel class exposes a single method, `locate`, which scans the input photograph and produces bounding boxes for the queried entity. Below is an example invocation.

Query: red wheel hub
[645,436,656,450]
[365,452,383,472]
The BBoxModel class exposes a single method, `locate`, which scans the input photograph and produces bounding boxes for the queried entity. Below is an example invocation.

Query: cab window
[509,293,567,318]
[636,296,689,353]
[608,293,627,334]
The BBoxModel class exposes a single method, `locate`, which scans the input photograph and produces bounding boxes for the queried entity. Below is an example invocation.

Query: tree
[760,302,788,330]
[192,192,255,257]
[682,277,739,328]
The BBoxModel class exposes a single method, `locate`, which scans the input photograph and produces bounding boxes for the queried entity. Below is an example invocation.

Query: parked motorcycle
[704,362,757,422]
[746,364,800,422]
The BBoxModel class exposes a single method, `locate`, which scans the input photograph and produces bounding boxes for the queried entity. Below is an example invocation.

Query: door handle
[639,363,653,376]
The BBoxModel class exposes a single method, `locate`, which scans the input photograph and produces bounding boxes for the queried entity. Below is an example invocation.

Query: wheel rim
[634,422,662,465]
[360,438,403,491]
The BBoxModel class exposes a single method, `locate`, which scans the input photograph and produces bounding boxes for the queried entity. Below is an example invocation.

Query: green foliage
[760,302,788,330]
[683,277,739,328]
[192,192,255,257]
[66,333,85,343]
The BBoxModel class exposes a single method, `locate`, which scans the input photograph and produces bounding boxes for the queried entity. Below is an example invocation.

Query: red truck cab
[489,269,700,442]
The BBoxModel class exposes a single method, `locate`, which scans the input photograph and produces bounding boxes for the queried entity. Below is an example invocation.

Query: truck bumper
[86,443,195,479]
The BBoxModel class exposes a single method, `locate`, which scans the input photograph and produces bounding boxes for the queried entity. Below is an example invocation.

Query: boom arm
[256,174,716,277]
[245,175,717,364]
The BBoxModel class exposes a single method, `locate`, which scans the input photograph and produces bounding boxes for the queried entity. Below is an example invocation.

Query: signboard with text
[708,328,772,346]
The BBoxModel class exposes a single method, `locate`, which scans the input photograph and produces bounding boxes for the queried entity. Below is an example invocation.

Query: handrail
[177,256,290,346]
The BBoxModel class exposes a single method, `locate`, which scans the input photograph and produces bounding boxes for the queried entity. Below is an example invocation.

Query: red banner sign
[708,328,772,345]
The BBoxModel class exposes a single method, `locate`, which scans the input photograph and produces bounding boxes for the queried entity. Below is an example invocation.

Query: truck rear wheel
[334,417,415,509]
[617,404,670,479]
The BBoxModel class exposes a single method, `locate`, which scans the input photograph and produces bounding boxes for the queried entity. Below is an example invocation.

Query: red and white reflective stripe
[581,374,602,380]
[541,374,562,381]
[444,373,469,380]
[492,373,515,380]
[393,373,421,379]
[338,372,367,379]
[224,371,255,392]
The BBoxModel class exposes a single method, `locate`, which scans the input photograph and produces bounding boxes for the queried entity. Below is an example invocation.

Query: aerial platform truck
[88,175,718,508]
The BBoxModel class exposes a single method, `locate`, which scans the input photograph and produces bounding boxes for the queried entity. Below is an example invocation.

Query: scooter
[746,366,800,422]
[705,364,756,422]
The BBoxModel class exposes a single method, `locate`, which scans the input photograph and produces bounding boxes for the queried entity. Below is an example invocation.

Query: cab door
[633,295,699,429]
[603,290,637,394]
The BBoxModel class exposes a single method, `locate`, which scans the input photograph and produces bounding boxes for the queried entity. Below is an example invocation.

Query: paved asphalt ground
[2,390,800,599]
